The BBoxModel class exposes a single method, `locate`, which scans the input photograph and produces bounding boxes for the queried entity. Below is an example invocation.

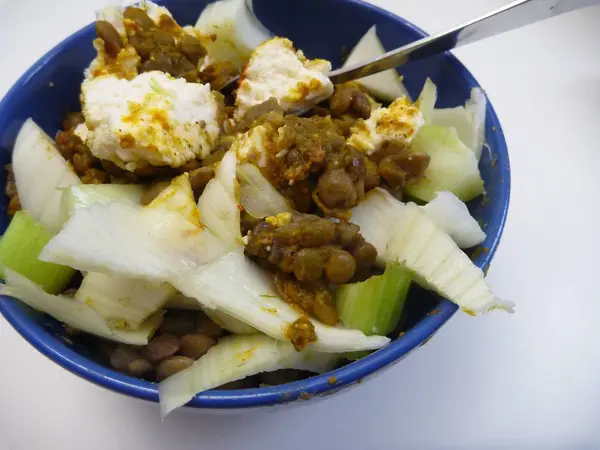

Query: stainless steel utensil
[229,0,599,89]
[330,0,600,83]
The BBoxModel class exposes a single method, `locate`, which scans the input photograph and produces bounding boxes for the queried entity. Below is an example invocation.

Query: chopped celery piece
[337,263,413,340]
[62,184,143,219]
[0,211,74,294]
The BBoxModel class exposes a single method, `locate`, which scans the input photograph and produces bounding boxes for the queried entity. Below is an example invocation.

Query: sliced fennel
[159,334,338,417]
[40,202,389,351]
[337,262,413,337]
[0,269,162,344]
[12,118,80,231]
[72,174,197,330]
[40,201,226,280]
[238,163,292,218]
[350,188,513,314]
[194,0,272,70]
[430,88,487,160]
[173,251,390,353]
[415,78,437,124]
[148,173,200,226]
[204,308,257,334]
[197,150,242,248]
[0,211,75,294]
[422,191,486,249]
[407,125,484,202]
[341,26,410,102]
[62,184,143,219]
[75,272,175,330]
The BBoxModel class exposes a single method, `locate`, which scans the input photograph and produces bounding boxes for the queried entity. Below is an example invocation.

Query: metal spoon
[330,0,600,84]
[225,0,599,90]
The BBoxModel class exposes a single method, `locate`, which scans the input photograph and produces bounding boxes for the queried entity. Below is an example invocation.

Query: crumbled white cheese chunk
[235,37,333,119]
[347,96,424,154]
[81,71,222,171]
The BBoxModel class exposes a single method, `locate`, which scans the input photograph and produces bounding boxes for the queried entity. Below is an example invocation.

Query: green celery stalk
[336,262,413,359]
[0,211,75,294]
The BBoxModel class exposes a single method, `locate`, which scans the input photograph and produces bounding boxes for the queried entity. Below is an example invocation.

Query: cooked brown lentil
[156,356,194,380]
[141,333,181,362]
[179,333,215,360]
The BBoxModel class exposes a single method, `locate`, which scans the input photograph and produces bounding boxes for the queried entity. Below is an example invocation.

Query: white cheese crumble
[231,124,275,168]
[81,71,222,171]
[347,96,425,154]
[235,37,333,119]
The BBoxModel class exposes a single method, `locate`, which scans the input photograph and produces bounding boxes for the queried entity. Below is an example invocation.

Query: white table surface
[2,0,600,449]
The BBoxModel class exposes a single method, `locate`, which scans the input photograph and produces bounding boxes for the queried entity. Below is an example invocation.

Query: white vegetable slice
[465,88,487,160]
[415,78,437,124]
[422,191,486,249]
[197,150,242,248]
[62,184,143,219]
[0,269,162,344]
[72,174,196,330]
[159,334,338,417]
[173,251,390,353]
[40,203,389,351]
[430,88,487,160]
[75,272,175,330]
[238,163,292,218]
[148,173,200,226]
[204,308,257,334]
[40,201,226,280]
[12,119,80,231]
[342,26,410,102]
[350,188,513,314]
[195,0,271,70]
[406,125,484,202]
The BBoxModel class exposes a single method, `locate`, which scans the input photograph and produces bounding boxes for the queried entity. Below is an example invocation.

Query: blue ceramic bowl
[0,0,510,410]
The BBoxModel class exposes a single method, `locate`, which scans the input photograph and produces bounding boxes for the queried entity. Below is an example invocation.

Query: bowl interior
[0,0,509,408]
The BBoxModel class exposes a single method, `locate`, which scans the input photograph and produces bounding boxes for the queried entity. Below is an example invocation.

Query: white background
[1,0,600,449]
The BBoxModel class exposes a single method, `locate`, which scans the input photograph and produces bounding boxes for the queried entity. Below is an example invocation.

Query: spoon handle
[329,0,600,84]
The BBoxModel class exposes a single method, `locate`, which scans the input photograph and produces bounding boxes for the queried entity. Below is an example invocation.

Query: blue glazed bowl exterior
[0,0,510,410]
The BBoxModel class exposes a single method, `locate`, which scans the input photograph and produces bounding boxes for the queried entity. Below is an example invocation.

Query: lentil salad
[0,0,512,416]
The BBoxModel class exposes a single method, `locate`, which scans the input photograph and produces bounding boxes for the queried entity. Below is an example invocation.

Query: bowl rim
[0,0,510,409]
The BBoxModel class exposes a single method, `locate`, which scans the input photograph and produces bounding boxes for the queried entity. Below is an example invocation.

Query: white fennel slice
[350,188,513,314]
[159,334,337,418]
[0,269,162,344]
[172,251,390,353]
[197,150,242,249]
[342,26,410,102]
[430,87,487,160]
[40,201,226,280]
[12,118,80,231]
[62,184,143,219]
[422,191,486,249]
